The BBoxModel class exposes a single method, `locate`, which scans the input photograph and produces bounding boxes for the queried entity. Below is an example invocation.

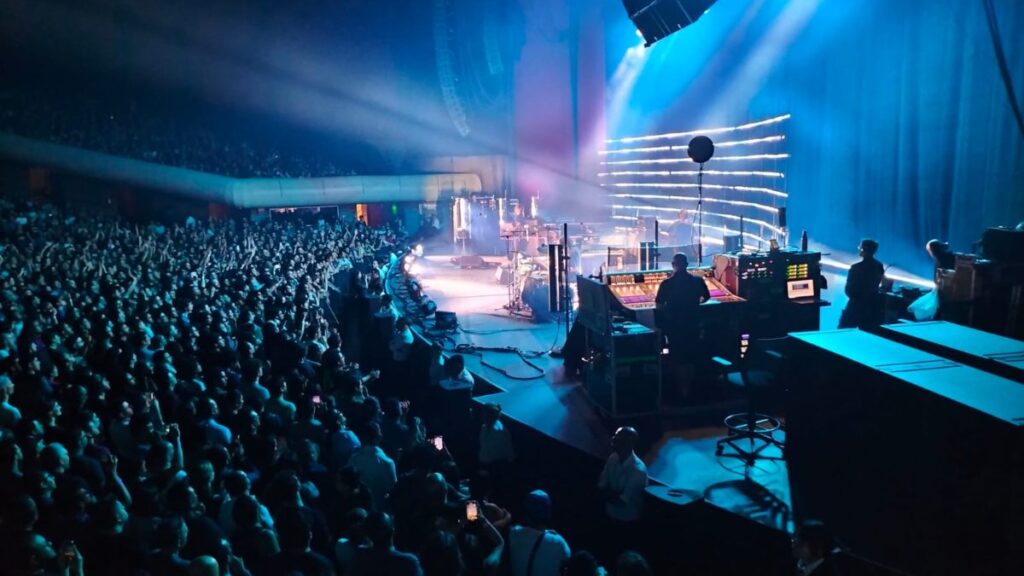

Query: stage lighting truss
[600,153,790,165]
[610,209,783,235]
[604,114,790,144]
[608,182,787,199]
[610,195,778,215]
[612,215,765,246]
[597,170,785,179]
[600,114,790,250]
[598,135,785,155]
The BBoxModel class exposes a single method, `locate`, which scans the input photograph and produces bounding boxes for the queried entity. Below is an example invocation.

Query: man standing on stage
[655,253,710,399]
[839,238,884,330]
[661,209,695,247]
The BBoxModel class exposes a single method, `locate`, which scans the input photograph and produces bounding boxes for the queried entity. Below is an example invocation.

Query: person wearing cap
[507,490,570,576]
[597,427,648,523]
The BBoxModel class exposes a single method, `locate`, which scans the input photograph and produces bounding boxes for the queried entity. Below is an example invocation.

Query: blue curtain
[604,0,1024,276]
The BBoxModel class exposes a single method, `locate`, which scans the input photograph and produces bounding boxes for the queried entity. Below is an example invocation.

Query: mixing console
[604,269,744,310]
[605,270,669,310]
[700,274,745,303]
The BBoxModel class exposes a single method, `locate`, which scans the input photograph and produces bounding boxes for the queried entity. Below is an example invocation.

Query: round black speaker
[687,135,715,164]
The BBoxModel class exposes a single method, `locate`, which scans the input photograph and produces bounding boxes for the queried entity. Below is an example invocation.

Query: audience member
[614,551,651,576]
[793,520,838,576]
[263,507,335,576]
[597,427,647,523]
[477,403,513,473]
[562,551,604,576]
[0,196,682,576]
[348,422,397,511]
[437,355,474,393]
[507,490,571,576]
[353,511,424,576]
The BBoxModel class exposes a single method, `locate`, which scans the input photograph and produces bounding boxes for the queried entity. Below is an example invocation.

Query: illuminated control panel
[740,257,776,281]
[714,250,822,302]
[605,269,744,310]
[701,275,745,303]
[605,270,669,310]
[786,262,810,280]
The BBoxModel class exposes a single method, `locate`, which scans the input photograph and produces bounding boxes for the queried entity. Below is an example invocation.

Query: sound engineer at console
[656,253,711,397]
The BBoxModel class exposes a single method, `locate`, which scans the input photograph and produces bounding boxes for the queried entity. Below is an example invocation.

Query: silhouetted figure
[661,209,694,247]
[656,253,710,355]
[839,239,884,330]
[792,520,838,576]
[926,239,955,277]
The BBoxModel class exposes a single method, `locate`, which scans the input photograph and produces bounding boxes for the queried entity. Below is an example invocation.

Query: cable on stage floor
[385,252,567,382]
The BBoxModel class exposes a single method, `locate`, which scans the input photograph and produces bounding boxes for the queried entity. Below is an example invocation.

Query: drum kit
[498,222,592,321]
[497,228,543,318]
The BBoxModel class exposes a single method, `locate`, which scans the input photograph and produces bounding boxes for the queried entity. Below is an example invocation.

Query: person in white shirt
[437,354,474,392]
[374,294,400,323]
[597,426,648,522]
[478,403,513,470]
[347,422,397,511]
[431,354,474,439]
[507,490,570,576]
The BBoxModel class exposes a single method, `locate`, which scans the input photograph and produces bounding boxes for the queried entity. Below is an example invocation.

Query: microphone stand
[653,218,660,269]
[697,161,705,265]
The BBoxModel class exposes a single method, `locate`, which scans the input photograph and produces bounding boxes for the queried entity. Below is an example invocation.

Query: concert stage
[413,254,795,538]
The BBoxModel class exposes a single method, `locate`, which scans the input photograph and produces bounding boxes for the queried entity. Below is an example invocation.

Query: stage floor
[414,254,793,533]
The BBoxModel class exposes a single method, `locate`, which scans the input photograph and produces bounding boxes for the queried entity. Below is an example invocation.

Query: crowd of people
[0,92,362,178]
[0,197,658,576]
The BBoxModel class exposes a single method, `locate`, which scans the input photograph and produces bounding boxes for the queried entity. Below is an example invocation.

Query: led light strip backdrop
[600,113,790,250]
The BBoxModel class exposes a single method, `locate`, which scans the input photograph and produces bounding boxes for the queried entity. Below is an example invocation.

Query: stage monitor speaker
[639,241,658,270]
[723,234,742,253]
[548,243,565,312]
[623,0,717,47]
[435,311,458,331]
[453,254,487,269]
[981,227,1024,264]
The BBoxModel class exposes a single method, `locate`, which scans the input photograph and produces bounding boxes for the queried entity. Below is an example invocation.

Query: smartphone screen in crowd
[465,501,479,522]
[431,436,444,451]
